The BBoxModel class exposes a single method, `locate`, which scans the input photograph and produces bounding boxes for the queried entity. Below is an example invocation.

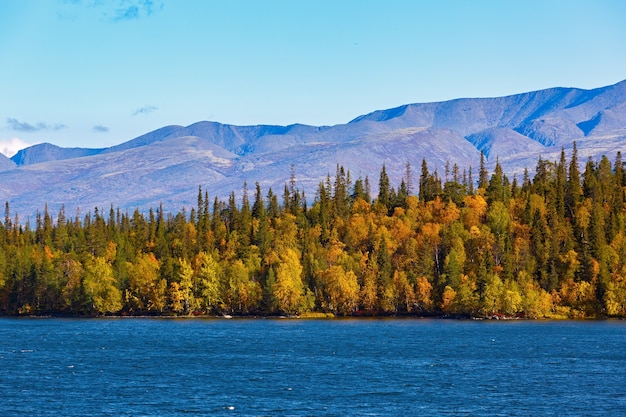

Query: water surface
[1,318,625,416]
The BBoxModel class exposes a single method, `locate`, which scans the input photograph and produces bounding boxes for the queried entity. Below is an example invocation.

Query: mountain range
[1,79,625,221]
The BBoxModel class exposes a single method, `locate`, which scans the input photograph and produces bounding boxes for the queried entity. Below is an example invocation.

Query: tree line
[1,144,625,318]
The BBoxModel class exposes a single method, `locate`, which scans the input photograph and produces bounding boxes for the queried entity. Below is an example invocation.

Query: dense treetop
[1,145,625,318]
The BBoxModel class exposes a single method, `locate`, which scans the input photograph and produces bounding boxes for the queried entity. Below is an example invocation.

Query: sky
[1,0,625,156]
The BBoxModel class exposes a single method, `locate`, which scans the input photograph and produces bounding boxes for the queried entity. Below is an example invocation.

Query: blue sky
[1,0,625,156]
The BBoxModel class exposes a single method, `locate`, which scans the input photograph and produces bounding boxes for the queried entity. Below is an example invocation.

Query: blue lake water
[1,318,625,416]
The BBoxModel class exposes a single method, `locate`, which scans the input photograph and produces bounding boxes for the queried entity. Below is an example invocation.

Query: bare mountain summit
[2,79,625,220]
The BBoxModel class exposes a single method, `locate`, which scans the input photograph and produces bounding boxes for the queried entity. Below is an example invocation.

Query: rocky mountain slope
[2,79,625,220]
[0,153,15,171]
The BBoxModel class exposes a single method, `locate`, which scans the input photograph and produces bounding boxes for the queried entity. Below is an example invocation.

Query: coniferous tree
[419,159,443,202]
[4,201,11,234]
[609,152,624,239]
[377,164,392,209]
[566,142,582,219]
[478,151,489,190]
[405,161,413,195]
[252,182,266,220]
[582,158,599,201]
[396,178,409,209]
[532,157,550,199]
[333,165,349,218]
[486,159,508,204]
[364,176,372,203]
[352,177,367,202]
[419,159,429,202]
[554,147,567,218]
[197,186,205,232]
[267,188,280,220]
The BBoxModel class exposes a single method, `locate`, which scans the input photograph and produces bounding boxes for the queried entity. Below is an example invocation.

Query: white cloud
[0,138,36,157]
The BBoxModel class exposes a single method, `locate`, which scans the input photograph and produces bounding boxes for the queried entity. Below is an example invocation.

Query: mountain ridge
[2,79,625,220]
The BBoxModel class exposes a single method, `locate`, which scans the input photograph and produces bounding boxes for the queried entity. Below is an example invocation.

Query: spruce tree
[566,142,582,218]
[478,150,489,190]
[377,164,391,209]
[352,177,367,202]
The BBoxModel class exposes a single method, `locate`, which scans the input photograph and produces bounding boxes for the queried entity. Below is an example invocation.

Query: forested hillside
[1,144,625,318]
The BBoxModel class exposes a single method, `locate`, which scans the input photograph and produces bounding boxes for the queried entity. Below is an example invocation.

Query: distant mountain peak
[11,142,103,165]
[2,79,625,219]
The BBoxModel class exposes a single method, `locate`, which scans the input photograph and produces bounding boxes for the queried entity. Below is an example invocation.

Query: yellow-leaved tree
[273,248,312,314]
[318,265,360,315]
[126,252,166,313]
[196,251,222,313]
[83,256,122,314]
[223,259,261,314]
[170,257,196,314]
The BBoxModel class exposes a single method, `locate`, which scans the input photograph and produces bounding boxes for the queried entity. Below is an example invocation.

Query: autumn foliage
[1,146,625,318]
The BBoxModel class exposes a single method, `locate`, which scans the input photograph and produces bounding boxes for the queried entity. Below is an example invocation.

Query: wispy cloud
[133,105,159,116]
[93,125,110,133]
[115,5,141,21]
[6,118,67,132]
[112,0,164,22]
[0,138,37,157]
[59,0,164,22]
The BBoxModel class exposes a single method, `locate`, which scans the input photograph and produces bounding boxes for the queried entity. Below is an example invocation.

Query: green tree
[478,150,489,190]
[485,159,509,204]
[377,164,392,209]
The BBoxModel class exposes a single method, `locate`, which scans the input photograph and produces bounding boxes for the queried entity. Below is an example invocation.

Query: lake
[1,318,625,416]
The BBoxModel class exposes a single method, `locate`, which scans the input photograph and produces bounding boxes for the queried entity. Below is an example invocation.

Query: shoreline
[1,312,620,321]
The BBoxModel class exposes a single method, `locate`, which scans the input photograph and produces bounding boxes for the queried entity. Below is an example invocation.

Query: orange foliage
[461,195,487,229]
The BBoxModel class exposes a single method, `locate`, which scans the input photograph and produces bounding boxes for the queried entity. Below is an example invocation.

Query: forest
[1,144,625,318]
